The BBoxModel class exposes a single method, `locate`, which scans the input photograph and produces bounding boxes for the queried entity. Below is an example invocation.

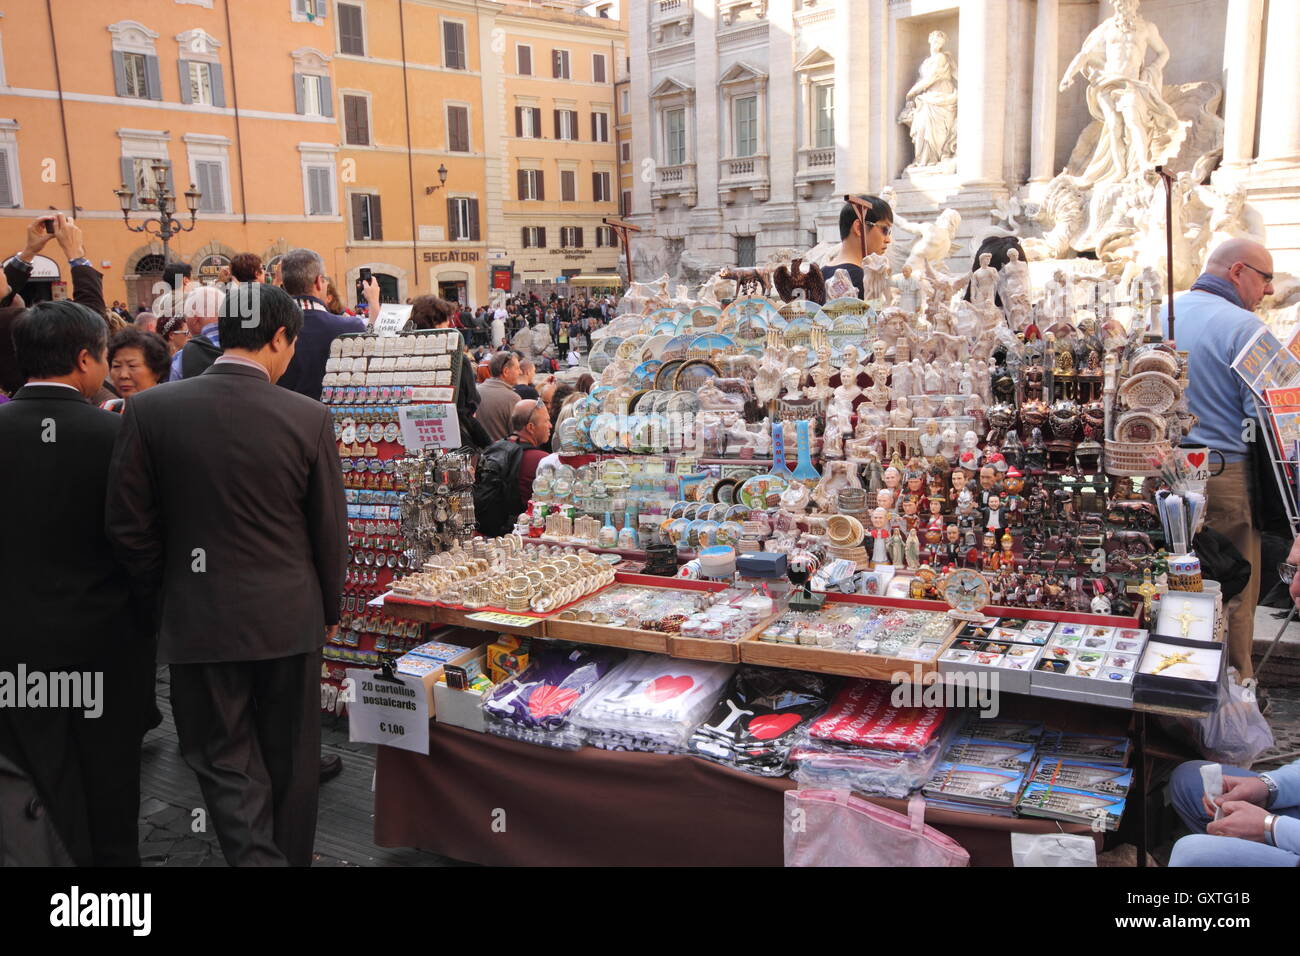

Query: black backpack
[473,438,528,538]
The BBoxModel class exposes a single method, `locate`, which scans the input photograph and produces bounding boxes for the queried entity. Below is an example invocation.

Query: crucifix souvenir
[1152,650,1191,675]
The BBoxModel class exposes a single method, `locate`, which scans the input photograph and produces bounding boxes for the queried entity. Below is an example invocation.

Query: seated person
[1167,756,1300,866]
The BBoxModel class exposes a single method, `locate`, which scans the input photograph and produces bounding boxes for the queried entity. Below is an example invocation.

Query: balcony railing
[652,162,697,208]
[718,153,769,202]
[655,0,684,17]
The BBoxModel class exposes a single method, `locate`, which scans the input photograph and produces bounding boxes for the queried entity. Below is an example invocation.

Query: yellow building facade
[0,0,626,310]
[496,3,624,289]
[0,0,347,309]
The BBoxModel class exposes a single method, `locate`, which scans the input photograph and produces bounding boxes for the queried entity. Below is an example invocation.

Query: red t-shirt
[517,446,548,503]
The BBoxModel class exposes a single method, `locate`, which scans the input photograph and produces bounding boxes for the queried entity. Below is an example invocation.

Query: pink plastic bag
[784,789,970,867]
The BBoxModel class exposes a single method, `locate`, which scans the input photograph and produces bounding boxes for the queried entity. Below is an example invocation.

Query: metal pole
[1155,166,1175,341]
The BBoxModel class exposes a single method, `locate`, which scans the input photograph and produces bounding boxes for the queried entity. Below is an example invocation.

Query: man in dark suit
[107,283,347,866]
[276,247,372,398]
[0,299,148,865]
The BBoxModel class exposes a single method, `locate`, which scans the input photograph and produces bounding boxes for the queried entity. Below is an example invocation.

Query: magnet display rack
[320,328,466,713]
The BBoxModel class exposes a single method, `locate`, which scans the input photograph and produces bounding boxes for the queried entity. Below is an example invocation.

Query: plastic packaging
[482,644,624,750]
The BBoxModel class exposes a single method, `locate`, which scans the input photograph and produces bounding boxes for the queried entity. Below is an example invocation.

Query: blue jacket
[278,296,366,399]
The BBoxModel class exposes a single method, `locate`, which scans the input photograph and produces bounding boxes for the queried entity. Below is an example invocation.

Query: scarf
[1189,274,1246,310]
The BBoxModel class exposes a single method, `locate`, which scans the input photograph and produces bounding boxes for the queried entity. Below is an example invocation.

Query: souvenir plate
[737,474,789,510]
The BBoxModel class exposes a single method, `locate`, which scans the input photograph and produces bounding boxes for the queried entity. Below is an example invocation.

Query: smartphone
[355,267,373,305]
[42,217,56,235]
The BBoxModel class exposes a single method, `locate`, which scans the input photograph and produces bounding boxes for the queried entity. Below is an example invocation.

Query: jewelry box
[1133,635,1225,713]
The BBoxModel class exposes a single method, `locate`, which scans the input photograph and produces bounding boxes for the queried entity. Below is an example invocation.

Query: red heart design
[748,713,802,740]
[645,675,694,702]
[527,684,581,718]
[1187,452,1205,468]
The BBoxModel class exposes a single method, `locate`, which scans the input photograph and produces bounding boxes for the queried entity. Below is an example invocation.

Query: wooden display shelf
[544,617,671,653]
[668,633,741,663]
[738,635,951,681]
[382,595,553,639]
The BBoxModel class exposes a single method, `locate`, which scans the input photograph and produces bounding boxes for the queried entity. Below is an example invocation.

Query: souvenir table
[373,569,1207,866]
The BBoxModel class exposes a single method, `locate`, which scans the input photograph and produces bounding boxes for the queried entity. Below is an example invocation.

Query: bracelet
[1262,814,1277,847]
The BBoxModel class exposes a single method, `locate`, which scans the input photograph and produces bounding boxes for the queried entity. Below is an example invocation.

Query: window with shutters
[595,226,616,248]
[552,49,570,79]
[123,53,149,98]
[343,94,370,145]
[560,169,576,202]
[592,112,609,143]
[351,192,381,239]
[187,62,213,106]
[592,54,606,84]
[301,74,323,117]
[620,89,629,114]
[621,190,630,217]
[305,164,335,215]
[448,197,479,241]
[620,141,630,163]
[0,141,18,209]
[592,171,611,203]
[560,226,579,249]
[443,20,467,70]
[125,156,172,210]
[556,110,577,141]
[193,160,226,213]
[521,226,545,249]
[515,106,541,139]
[338,3,365,55]
[516,45,532,76]
[517,168,543,201]
[447,105,470,152]
[292,0,329,22]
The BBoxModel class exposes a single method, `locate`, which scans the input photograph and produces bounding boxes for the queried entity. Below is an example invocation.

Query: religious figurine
[869,507,891,566]
[1057,0,1184,188]
[1134,567,1158,617]
[876,488,895,512]
[956,430,982,474]
[899,29,958,169]
[887,527,906,567]
[822,400,851,459]
[904,528,921,569]
[862,253,892,305]
[939,425,958,462]
[919,420,943,458]
[891,264,925,317]
[883,466,902,495]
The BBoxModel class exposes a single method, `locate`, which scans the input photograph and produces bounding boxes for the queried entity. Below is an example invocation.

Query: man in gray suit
[107,283,347,866]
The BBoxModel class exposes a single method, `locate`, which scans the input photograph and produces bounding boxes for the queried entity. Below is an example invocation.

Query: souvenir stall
[365,247,1231,866]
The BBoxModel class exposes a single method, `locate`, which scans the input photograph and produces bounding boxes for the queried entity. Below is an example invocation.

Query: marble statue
[891,265,924,317]
[1057,0,1185,188]
[781,366,805,402]
[862,253,892,305]
[823,400,852,459]
[919,420,942,457]
[970,252,1000,314]
[998,248,1030,313]
[754,347,784,405]
[899,30,958,170]
[1043,269,1071,325]
[889,396,913,429]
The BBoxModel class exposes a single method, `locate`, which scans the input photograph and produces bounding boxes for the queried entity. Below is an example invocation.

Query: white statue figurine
[939,425,959,461]
[970,252,1000,315]
[862,253,892,305]
[781,366,805,402]
[998,248,1030,314]
[889,396,914,429]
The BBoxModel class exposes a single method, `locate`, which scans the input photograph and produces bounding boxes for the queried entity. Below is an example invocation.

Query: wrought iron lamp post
[114,161,201,266]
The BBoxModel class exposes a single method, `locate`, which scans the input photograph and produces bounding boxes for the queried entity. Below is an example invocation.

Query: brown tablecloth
[373,723,1102,866]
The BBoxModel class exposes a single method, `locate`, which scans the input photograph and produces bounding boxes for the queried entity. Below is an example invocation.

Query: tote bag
[784,789,969,867]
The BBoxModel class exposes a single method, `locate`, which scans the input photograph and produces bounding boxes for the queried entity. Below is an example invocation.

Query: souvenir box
[937,638,1042,695]
[432,650,491,733]
[1037,731,1131,765]
[922,762,1027,815]
[1153,591,1217,643]
[941,735,1038,775]
[1028,757,1133,799]
[1132,634,1225,713]
[1028,626,1147,707]
[1017,782,1126,832]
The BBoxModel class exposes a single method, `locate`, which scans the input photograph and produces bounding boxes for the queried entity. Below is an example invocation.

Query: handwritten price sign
[399,403,462,451]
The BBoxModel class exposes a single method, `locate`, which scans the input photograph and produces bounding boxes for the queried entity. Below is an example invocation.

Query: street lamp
[115,161,201,266]
[424,163,450,195]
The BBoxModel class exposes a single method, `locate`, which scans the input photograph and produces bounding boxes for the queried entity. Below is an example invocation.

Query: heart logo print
[645,675,694,702]
[527,684,581,718]
[1187,452,1206,468]
[748,713,801,740]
